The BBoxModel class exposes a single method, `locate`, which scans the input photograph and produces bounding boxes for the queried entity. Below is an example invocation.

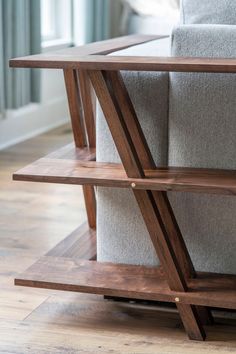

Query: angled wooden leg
[82,185,96,229]
[63,69,87,147]
[103,70,212,326]
[78,70,97,229]
[177,304,206,341]
[89,69,207,340]
[78,70,96,148]
[64,69,97,230]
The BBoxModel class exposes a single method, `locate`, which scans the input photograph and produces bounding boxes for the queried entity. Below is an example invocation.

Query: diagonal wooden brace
[88,69,211,340]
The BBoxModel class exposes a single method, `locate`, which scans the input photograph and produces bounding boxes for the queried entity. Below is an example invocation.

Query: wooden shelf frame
[11,35,236,341]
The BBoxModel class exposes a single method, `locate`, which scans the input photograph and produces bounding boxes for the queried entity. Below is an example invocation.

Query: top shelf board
[9,35,163,69]
[9,35,236,73]
[10,55,236,73]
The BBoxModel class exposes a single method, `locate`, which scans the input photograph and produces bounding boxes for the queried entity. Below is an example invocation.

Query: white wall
[0,69,69,151]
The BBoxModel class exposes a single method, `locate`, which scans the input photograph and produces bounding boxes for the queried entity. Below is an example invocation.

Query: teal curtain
[0,0,41,115]
[85,0,111,43]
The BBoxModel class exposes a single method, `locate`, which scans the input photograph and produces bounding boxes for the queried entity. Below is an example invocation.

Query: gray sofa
[96,0,236,274]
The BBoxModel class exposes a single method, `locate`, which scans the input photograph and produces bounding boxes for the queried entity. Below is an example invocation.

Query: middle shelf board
[13,144,236,196]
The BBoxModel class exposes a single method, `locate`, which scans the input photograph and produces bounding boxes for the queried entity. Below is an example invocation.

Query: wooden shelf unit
[11,35,236,341]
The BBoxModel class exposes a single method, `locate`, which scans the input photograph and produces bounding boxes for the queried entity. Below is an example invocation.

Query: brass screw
[131,183,136,188]
[175,297,180,303]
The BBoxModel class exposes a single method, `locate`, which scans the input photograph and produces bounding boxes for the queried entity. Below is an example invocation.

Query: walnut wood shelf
[11,34,236,341]
[13,145,236,196]
[15,257,236,310]
[10,54,236,73]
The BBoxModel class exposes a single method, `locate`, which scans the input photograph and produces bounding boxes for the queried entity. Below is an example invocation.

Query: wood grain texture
[9,35,164,68]
[63,69,86,147]
[10,55,236,73]
[13,149,236,196]
[177,304,206,341]
[63,69,97,229]
[74,56,236,73]
[78,70,96,148]
[82,185,96,230]
[64,68,97,230]
[15,257,236,310]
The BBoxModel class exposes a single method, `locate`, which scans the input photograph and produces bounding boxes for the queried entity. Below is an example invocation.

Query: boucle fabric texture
[169,25,236,274]
[180,0,236,25]
[96,26,236,274]
[96,39,169,265]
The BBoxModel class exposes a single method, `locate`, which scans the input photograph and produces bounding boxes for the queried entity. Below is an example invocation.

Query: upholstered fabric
[96,25,236,274]
[170,25,236,169]
[96,39,170,265]
[169,25,236,274]
[180,0,236,25]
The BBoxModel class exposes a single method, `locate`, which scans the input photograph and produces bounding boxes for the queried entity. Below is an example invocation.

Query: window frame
[41,0,73,51]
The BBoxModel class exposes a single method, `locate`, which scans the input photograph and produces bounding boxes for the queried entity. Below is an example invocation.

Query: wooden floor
[0,124,236,353]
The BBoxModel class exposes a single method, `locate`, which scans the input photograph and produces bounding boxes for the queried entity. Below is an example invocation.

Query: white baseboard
[0,96,70,151]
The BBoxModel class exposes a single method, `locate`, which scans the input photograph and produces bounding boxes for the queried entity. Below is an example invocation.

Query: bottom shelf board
[15,257,236,310]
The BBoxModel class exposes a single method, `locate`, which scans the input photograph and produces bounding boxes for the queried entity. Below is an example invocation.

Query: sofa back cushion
[168,25,236,274]
[180,0,236,25]
[170,25,236,170]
